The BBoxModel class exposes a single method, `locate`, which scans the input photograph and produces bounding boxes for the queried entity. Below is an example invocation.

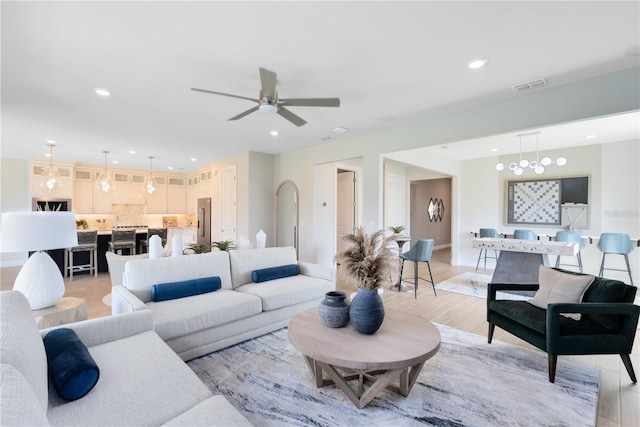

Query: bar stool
[476,228,500,271]
[598,233,634,285]
[513,229,537,240]
[554,230,585,273]
[139,228,167,253]
[108,229,136,255]
[398,239,435,299]
[65,230,98,280]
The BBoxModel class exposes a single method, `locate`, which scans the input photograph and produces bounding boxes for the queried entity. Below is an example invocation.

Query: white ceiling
[2,1,639,172]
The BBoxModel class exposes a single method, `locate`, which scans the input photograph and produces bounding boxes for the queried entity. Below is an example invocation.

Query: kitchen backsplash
[76,204,196,229]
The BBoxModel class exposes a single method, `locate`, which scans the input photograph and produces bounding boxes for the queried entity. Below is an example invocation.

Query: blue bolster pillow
[252,264,300,283]
[151,276,221,302]
[43,328,100,401]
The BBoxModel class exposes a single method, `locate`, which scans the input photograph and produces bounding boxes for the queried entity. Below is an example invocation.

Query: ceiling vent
[513,78,548,92]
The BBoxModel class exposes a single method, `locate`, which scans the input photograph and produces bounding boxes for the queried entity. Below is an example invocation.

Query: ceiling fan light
[556,157,567,166]
[259,104,277,113]
[496,163,505,171]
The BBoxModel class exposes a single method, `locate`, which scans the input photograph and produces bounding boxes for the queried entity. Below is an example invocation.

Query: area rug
[435,272,529,300]
[188,326,599,427]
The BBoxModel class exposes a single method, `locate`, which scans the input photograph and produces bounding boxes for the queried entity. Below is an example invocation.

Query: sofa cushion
[43,328,100,401]
[46,330,213,426]
[528,266,594,320]
[252,264,300,283]
[0,364,50,426]
[230,247,298,288]
[0,291,49,414]
[147,290,262,341]
[236,274,334,311]
[151,277,221,302]
[124,251,232,302]
[582,277,628,330]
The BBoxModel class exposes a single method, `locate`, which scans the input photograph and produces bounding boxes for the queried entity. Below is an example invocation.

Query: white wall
[275,68,640,264]
[0,158,30,267]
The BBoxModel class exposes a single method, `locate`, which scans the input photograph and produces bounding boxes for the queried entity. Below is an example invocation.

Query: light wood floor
[2,249,638,427]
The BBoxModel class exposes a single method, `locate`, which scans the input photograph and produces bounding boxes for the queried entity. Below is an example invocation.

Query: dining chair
[598,233,634,285]
[476,228,500,271]
[513,229,537,240]
[65,230,98,280]
[398,239,435,299]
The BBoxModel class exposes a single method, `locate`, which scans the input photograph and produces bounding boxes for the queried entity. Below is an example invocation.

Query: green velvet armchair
[487,269,639,383]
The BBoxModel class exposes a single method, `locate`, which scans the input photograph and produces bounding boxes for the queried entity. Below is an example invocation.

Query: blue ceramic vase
[319,291,350,328]
[349,287,385,334]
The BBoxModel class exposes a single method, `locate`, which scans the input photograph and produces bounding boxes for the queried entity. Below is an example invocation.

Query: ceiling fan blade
[191,88,259,103]
[280,98,341,107]
[229,106,260,121]
[277,107,307,127]
[259,67,277,99]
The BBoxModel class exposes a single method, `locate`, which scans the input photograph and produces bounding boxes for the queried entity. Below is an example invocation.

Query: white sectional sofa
[0,290,251,426]
[112,246,335,361]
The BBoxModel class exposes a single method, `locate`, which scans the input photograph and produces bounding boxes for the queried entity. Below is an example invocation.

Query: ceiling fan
[191,67,340,127]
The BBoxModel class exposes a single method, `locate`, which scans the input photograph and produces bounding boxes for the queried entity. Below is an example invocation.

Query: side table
[33,297,87,329]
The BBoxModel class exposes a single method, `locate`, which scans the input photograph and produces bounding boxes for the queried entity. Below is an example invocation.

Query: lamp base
[13,251,65,310]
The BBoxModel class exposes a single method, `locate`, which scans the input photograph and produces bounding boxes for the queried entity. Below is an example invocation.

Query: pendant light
[39,143,62,195]
[496,132,567,175]
[95,150,116,193]
[141,156,158,196]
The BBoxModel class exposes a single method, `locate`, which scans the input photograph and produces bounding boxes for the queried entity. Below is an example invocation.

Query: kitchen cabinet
[167,227,197,253]
[145,176,167,214]
[186,175,199,214]
[73,169,112,214]
[29,161,73,198]
[167,177,186,214]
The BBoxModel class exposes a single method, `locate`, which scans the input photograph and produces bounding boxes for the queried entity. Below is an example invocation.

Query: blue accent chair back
[399,239,435,298]
[513,229,537,240]
[476,228,500,270]
[554,231,585,273]
[598,233,634,284]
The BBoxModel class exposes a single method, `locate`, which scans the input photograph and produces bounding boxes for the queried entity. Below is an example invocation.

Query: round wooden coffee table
[288,307,441,408]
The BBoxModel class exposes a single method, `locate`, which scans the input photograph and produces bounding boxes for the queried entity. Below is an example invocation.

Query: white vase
[256,229,266,249]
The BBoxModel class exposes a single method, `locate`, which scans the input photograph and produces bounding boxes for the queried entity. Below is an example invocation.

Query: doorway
[336,169,358,255]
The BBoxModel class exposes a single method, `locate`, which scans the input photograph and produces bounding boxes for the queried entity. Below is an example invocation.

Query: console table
[473,238,579,288]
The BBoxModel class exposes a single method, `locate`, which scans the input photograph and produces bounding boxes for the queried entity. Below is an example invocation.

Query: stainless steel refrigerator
[197,198,211,246]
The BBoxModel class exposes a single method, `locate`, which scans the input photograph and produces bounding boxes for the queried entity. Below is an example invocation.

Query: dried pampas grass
[334,227,399,290]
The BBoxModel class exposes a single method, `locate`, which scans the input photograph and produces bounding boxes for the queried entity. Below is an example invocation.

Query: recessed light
[128,150,136,154]
[44,152,52,157]
[585,135,596,139]
[94,88,111,96]
[270,130,279,136]
[467,58,488,69]
[112,160,119,164]
[167,166,174,170]
[332,126,348,133]
[190,158,197,162]
[46,139,57,144]
[491,148,499,152]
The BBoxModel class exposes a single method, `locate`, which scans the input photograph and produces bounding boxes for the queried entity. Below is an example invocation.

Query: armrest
[112,285,147,315]
[298,261,335,282]
[547,302,640,340]
[487,282,539,301]
[40,309,154,348]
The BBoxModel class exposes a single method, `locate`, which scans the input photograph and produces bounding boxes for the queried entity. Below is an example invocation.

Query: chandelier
[496,132,566,176]
[140,156,158,196]
[95,150,116,193]
[39,143,62,195]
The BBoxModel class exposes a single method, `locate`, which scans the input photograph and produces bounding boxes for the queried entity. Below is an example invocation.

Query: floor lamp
[0,211,78,310]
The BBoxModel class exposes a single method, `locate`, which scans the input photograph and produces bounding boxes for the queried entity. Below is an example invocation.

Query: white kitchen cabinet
[145,176,167,214]
[167,177,186,214]
[186,175,199,214]
[29,161,73,198]
[73,169,113,214]
[112,173,145,204]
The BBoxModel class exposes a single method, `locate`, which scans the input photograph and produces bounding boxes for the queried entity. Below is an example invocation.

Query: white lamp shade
[0,211,78,253]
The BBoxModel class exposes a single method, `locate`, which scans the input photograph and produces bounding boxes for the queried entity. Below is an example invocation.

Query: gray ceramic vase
[349,287,385,334]
[319,291,350,328]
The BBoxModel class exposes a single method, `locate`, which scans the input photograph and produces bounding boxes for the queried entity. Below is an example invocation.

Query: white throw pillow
[527,265,595,320]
